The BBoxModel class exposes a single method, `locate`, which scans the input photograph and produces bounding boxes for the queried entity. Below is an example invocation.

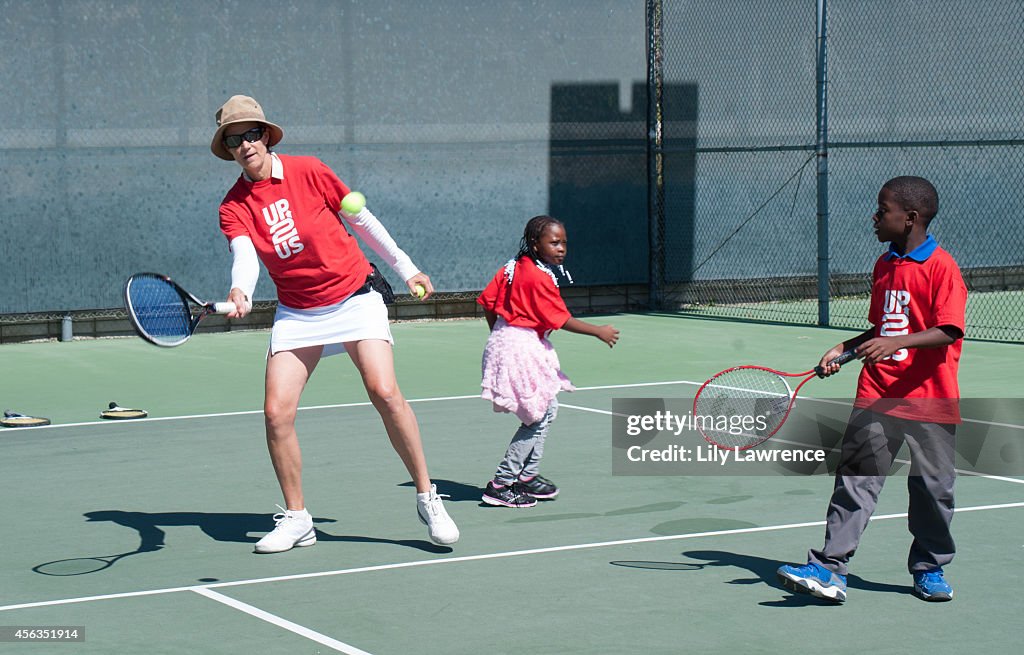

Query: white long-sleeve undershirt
[340,205,420,282]
[229,235,259,300]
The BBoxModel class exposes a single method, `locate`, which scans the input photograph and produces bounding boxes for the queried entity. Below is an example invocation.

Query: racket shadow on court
[679,550,911,604]
[610,550,775,585]
[33,509,449,575]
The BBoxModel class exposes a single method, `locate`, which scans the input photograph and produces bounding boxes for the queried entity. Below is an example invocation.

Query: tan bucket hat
[210,95,284,160]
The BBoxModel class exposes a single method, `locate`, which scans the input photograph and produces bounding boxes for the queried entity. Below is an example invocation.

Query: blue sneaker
[912,568,953,602]
[777,562,848,603]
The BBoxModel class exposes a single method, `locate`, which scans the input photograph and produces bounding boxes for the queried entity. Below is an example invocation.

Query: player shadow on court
[611,550,910,605]
[400,479,686,513]
[33,509,450,575]
[397,478,484,502]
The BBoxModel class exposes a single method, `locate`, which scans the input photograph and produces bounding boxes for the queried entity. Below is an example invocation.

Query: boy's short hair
[883,176,939,224]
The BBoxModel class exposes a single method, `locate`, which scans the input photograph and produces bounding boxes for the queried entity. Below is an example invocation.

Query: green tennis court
[1,313,1021,653]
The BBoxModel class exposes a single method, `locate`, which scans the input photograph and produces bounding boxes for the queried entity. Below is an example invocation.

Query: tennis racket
[692,350,857,450]
[1,410,51,428]
[123,273,234,347]
[100,402,148,420]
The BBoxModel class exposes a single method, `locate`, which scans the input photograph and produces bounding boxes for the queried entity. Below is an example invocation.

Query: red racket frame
[691,350,856,450]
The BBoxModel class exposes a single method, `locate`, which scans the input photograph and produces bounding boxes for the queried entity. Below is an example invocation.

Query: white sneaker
[417,484,460,545]
[254,506,316,553]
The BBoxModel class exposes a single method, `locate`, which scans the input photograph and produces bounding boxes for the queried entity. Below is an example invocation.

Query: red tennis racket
[692,350,857,450]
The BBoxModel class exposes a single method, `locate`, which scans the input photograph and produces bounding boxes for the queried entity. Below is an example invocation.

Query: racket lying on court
[692,350,857,450]
[123,273,235,347]
[100,402,148,420]
[1,410,51,428]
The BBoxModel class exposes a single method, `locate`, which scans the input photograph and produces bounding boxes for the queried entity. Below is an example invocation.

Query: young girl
[477,215,619,507]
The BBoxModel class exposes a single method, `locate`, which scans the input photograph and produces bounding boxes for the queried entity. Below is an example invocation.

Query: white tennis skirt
[270,290,393,357]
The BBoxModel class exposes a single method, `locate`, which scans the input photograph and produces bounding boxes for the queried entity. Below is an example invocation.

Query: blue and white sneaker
[777,562,848,603]
[912,568,953,602]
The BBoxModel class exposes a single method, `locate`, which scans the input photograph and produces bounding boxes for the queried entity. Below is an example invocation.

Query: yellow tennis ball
[415,284,426,298]
[341,191,366,215]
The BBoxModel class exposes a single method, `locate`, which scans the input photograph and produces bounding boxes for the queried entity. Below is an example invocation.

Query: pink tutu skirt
[481,318,574,425]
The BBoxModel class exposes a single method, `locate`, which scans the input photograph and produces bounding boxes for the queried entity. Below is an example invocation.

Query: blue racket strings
[128,276,191,345]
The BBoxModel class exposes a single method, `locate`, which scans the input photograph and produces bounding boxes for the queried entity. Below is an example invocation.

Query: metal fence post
[647,0,665,311]
[816,0,830,326]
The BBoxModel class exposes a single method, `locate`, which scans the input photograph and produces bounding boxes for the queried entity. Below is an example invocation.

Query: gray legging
[493,399,558,485]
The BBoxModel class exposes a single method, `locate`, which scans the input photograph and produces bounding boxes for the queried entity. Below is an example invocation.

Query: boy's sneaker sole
[777,570,846,603]
[913,588,953,602]
[912,585,953,602]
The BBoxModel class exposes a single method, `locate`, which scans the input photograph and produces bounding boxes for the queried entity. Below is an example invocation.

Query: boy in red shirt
[777,176,967,603]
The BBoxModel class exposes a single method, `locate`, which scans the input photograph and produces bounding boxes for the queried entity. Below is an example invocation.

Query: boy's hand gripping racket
[692,350,857,450]
[123,273,234,347]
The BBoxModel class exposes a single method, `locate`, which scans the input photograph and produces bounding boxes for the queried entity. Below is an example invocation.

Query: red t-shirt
[219,155,370,309]
[477,257,572,339]
[855,239,967,423]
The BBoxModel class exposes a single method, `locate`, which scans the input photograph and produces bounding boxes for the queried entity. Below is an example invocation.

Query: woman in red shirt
[212,95,458,553]
[477,215,619,507]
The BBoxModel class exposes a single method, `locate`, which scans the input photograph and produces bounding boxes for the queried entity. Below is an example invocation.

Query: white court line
[21,382,705,431]
[766,435,1024,486]
[25,384,691,430]
[19,394,483,430]
[191,587,372,655]
[962,416,1024,430]
[559,403,615,416]
[3,500,1022,614]
[22,380,1024,431]
[573,380,700,391]
[956,469,1024,484]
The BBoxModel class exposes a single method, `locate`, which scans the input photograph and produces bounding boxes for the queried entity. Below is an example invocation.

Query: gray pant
[809,408,956,576]
[493,399,558,485]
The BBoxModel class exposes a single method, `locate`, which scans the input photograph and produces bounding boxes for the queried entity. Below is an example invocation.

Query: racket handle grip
[213,302,236,314]
[814,349,857,378]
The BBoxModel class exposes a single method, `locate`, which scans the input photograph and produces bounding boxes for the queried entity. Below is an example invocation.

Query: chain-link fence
[653,0,1024,342]
[3,1,1021,344]
[1,0,646,324]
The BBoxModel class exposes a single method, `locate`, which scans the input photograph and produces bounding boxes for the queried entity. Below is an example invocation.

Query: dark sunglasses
[223,126,265,149]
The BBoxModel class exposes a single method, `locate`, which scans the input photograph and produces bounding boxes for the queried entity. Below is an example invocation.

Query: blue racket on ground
[123,273,234,347]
